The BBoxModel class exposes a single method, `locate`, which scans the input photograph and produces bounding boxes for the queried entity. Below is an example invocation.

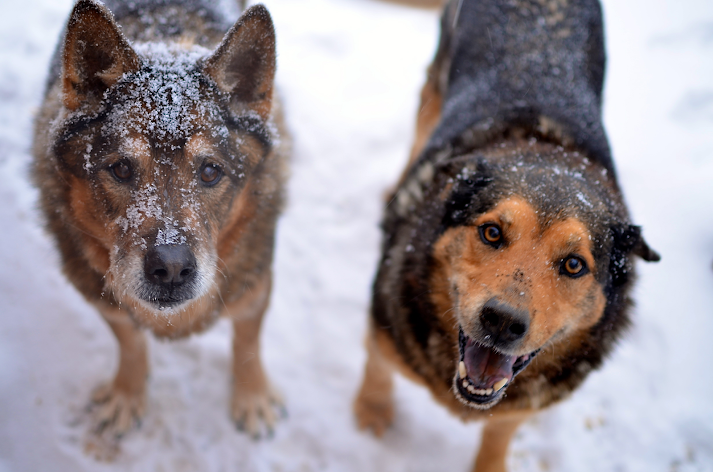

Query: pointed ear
[61,0,140,111]
[203,5,276,120]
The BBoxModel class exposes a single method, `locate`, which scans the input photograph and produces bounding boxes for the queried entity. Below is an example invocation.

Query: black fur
[422,0,613,175]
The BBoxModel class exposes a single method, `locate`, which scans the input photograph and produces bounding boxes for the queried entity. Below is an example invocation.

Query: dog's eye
[200,164,222,186]
[479,224,503,247]
[561,256,588,278]
[110,161,132,182]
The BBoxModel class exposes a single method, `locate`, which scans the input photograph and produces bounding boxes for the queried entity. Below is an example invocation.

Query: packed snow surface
[1,0,712,471]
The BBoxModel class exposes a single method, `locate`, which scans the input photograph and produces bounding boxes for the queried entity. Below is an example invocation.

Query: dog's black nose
[144,244,197,287]
[479,298,529,344]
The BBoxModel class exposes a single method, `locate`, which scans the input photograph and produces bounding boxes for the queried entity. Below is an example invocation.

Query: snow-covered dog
[354,0,659,470]
[33,0,288,452]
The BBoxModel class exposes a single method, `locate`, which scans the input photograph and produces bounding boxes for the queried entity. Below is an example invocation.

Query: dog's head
[51,0,277,316]
[427,143,660,409]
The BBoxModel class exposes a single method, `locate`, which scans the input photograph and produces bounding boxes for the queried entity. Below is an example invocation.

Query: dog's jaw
[453,327,539,409]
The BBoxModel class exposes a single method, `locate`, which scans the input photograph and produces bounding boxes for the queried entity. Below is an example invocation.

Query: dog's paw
[89,383,146,439]
[231,384,285,439]
[353,393,394,438]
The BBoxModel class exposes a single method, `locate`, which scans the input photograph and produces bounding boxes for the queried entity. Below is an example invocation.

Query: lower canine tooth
[459,361,467,379]
[493,378,508,392]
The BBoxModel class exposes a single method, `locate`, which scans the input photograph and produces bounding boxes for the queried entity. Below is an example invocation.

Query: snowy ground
[1,0,712,470]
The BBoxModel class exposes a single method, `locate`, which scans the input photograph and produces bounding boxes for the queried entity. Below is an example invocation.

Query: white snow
[1,0,712,471]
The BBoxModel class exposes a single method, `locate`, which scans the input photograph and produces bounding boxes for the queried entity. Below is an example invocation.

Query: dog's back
[424,0,612,174]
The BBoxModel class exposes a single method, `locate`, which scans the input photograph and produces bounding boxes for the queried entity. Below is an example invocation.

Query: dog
[32,0,288,449]
[354,0,660,470]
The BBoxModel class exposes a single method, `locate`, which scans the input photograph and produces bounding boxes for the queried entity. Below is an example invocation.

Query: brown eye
[200,164,222,186]
[479,224,503,247]
[561,256,588,278]
[110,161,132,182]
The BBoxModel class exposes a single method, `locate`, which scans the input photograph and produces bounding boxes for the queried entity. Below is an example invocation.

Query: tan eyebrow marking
[120,135,151,166]
[185,134,214,158]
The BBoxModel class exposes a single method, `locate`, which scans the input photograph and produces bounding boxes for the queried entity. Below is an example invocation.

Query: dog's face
[427,152,659,409]
[52,1,276,316]
[434,196,606,407]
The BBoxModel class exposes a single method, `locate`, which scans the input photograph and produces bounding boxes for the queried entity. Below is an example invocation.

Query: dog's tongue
[463,337,516,389]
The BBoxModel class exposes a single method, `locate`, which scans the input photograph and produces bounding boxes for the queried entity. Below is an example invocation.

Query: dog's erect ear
[61,0,140,111]
[203,5,276,121]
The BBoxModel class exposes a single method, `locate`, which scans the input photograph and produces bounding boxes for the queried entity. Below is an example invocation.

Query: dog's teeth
[467,385,476,394]
[485,388,493,396]
[462,379,469,388]
[493,378,508,392]
[458,361,467,379]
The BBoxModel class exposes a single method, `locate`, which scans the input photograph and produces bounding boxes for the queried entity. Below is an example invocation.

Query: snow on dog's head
[52,0,276,320]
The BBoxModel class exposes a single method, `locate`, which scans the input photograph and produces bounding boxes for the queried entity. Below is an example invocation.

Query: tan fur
[433,197,607,353]
[473,411,532,472]
[353,323,397,436]
[405,64,443,174]
[227,272,284,433]
[88,306,148,441]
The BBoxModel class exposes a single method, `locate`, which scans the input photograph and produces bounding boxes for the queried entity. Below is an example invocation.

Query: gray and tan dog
[33,0,288,451]
[354,0,659,470]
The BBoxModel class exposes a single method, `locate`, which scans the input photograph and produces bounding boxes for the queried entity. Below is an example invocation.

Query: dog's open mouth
[454,328,539,408]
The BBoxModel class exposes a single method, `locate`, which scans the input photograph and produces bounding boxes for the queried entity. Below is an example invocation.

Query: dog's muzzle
[453,299,540,408]
[141,244,198,307]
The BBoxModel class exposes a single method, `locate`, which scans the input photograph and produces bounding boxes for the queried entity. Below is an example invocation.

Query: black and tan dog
[33,0,287,447]
[354,0,659,470]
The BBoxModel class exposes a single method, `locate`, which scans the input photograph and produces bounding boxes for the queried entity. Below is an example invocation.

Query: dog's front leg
[353,323,396,437]
[227,273,283,438]
[472,410,532,472]
[90,305,148,438]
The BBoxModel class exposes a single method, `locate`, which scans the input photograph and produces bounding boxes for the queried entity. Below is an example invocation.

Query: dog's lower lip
[145,296,191,308]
